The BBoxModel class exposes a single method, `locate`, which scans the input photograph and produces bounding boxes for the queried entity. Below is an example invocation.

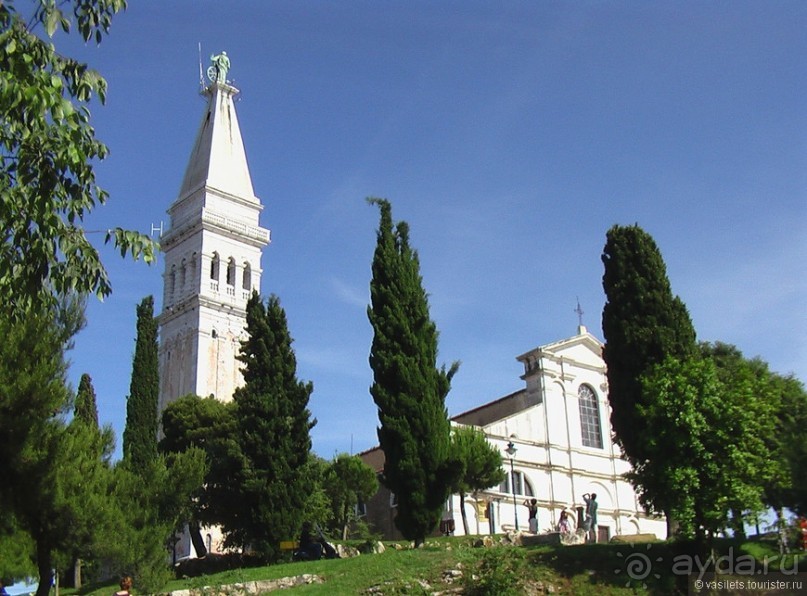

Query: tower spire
[159,50,269,410]
[175,52,257,204]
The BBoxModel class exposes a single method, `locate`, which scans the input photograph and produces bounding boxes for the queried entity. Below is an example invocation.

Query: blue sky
[58,1,805,460]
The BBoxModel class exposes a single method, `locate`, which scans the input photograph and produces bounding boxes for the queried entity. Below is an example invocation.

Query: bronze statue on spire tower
[208,51,230,84]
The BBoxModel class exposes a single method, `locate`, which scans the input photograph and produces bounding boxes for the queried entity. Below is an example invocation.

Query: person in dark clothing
[523,498,539,533]
[297,521,323,561]
[583,493,598,543]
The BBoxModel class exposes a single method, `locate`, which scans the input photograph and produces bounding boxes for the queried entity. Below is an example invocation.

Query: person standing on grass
[523,498,539,533]
[583,493,598,542]
[558,510,571,534]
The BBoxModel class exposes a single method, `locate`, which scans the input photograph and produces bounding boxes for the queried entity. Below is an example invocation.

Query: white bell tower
[158,54,270,413]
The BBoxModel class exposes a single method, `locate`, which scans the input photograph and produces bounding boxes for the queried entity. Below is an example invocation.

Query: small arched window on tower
[578,384,604,449]
[189,252,198,292]
[225,257,236,297]
[179,258,187,292]
[242,262,251,296]
[210,252,220,292]
[226,257,236,286]
[169,264,176,304]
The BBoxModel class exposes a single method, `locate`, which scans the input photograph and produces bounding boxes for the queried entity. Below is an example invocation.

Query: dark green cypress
[74,373,99,429]
[229,292,315,560]
[122,296,159,470]
[601,224,697,462]
[367,198,459,546]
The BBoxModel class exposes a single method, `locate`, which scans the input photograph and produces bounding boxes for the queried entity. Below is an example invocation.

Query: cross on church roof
[575,297,584,327]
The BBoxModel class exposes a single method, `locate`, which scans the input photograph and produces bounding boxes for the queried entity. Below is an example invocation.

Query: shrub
[464,547,526,596]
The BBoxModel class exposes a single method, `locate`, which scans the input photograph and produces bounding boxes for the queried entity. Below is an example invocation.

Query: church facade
[360,326,667,541]
[157,56,269,559]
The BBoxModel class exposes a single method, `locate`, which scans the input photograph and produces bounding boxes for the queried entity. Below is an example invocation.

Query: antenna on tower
[197,42,205,91]
[151,221,164,238]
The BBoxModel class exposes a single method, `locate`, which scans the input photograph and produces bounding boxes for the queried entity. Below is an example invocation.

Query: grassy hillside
[70,536,805,595]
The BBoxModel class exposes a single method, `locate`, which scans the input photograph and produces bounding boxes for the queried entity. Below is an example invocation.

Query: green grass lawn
[69,536,807,595]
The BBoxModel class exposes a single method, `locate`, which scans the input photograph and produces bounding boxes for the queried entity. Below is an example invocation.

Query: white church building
[360,325,667,542]
[155,55,664,555]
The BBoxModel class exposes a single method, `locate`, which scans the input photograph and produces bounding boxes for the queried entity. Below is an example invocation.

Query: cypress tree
[67,372,101,588]
[74,373,99,429]
[228,292,315,560]
[122,296,159,470]
[601,224,697,463]
[367,198,459,546]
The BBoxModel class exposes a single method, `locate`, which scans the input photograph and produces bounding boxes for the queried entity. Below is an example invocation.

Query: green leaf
[45,8,61,38]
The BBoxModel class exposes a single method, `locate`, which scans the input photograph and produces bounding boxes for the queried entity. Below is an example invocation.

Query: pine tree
[74,373,99,429]
[227,292,315,559]
[0,299,118,596]
[601,224,697,462]
[122,296,159,470]
[367,198,459,546]
[450,426,506,535]
[159,394,240,536]
[323,454,379,540]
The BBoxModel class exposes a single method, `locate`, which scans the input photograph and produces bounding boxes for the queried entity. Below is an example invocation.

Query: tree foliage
[224,292,316,559]
[776,374,807,514]
[629,355,772,551]
[0,300,82,517]
[104,450,207,594]
[159,394,240,532]
[367,197,460,546]
[601,224,697,462]
[0,521,36,586]
[450,426,505,535]
[323,454,379,540]
[0,0,156,320]
[74,372,99,428]
[0,299,119,596]
[123,295,159,471]
[701,342,807,516]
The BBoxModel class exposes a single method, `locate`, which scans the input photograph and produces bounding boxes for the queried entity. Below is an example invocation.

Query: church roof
[176,81,258,204]
[451,389,530,427]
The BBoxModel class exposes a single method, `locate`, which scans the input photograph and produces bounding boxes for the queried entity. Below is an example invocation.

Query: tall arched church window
[498,471,535,497]
[226,257,236,286]
[578,384,604,449]
[242,262,251,291]
[210,252,220,280]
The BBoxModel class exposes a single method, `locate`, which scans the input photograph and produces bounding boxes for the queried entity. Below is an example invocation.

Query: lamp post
[505,441,519,531]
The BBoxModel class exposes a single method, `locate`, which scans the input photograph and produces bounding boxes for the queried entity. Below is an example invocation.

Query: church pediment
[517,326,604,377]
